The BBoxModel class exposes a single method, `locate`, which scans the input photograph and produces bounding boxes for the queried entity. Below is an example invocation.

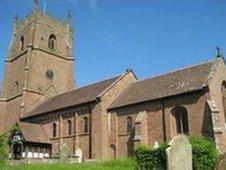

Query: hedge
[134,143,169,169]
[0,124,21,164]
[134,136,219,170]
[0,133,8,164]
[189,136,219,170]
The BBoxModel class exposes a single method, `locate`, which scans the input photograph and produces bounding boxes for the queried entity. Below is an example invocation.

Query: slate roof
[23,76,120,119]
[19,122,50,144]
[109,60,215,109]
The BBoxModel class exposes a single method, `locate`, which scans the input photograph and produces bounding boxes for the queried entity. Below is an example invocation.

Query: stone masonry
[1,1,226,161]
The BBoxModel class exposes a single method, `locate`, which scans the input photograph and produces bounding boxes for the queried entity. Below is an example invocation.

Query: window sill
[50,137,59,140]
[118,133,131,136]
[79,133,90,137]
[50,133,91,140]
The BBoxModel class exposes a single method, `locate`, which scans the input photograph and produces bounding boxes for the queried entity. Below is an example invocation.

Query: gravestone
[59,143,70,163]
[75,148,83,163]
[166,135,192,170]
[153,141,159,149]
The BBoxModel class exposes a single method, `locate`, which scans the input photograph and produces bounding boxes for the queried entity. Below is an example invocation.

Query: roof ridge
[136,59,215,84]
[22,74,122,119]
[76,74,121,89]
[52,74,121,98]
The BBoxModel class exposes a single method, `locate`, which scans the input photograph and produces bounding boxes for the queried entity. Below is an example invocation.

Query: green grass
[1,158,136,170]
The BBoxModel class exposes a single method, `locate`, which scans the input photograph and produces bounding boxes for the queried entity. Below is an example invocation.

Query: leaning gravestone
[75,148,83,163]
[59,143,70,163]
[166,135,192,170]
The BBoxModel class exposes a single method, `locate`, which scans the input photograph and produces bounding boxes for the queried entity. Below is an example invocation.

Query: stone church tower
[0,1,74,132]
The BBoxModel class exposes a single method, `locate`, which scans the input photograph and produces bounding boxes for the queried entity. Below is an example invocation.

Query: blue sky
[0,0,226,87]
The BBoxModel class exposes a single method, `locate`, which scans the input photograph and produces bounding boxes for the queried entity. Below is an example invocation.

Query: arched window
[222,81,226,122]
[20,36,24,51]
[110,144,116,159]
[68,120,72,135]
[48,34,57,50]
[126,117,133,133]
[83,116,88,133]
[171,106,189,134]
[222,81,226,93]
[52,123,57,137]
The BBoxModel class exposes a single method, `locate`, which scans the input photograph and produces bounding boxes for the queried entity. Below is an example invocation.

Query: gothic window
[110,144,116,159]
[222,81,226,93]
[52,123,57,137]
[83,116,88,133]
[222,81,226,122]
[68,120,72,135]
[126,116,133,133]
[20,36,24,51]
[171,106,189,134]
[48,34,57,50]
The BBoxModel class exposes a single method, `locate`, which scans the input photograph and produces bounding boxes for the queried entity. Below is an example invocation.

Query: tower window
[68,120,72,135]
[126,116,133,133]
[221,81,226,122]
[221,81,226,93]
[171,106,189,134]
[20,36,24,51]
[52,123,57,137]
[83,116,88,133]
[48,34,57,50]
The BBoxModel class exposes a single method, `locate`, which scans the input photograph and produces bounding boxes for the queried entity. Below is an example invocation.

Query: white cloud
[89,0,98,11]
[67,0,79,4]
[67,0,98,11]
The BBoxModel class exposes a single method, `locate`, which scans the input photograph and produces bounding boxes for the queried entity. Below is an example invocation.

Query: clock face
[46,69,54,80]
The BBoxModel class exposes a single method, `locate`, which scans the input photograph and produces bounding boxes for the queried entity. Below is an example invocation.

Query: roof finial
[14,14,19,23]
[43,1,47,14]
[67,9,72,24]
[216,46,223,58]
[33,0,38,13]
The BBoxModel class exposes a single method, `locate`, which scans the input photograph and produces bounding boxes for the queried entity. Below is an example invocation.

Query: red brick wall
[110,91,209,157]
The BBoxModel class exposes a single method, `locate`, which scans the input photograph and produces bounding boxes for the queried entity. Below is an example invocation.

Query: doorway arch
[109,144,116,159]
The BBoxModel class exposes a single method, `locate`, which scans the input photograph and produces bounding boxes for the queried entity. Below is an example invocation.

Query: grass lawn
[1,158,136,170]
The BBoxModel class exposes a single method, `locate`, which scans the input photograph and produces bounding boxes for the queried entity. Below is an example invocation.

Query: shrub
[135,137,219,170]
[0,133,8,164]
[134,143,169,170]
[0,124,20,165]
[189,136,219,170]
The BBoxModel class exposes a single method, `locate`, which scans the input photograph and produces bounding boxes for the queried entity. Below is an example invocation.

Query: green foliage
[9,123,20,136]
[1,158,136,170]
[100,158,135,168]
[134,143,169,170]
[0,123,21,165]
[0,133,8,165]
[135,137,219,170]
[189,136,219,170]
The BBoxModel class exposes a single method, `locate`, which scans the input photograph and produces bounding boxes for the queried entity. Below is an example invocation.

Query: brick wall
[208,57,226,152]
[0,11,74,132]
[109,91,209,157]
[100,71,137,159]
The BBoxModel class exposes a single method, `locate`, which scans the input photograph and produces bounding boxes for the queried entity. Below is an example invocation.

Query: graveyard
[0,135,221,170]
[1,159,135,170]
[1,1,226,169]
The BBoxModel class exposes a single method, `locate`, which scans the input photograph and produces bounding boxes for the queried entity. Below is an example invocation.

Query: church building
[1,1,226,161]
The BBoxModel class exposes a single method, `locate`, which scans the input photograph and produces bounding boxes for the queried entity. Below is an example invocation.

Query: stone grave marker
[166,135,192,170]
[59,143,70,163]
[75,148,83,163]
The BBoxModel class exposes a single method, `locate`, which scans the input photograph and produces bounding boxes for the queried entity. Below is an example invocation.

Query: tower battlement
[0,1,75,132]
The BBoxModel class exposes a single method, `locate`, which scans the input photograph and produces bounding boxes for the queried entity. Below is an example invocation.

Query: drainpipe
[162,101,167,142]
